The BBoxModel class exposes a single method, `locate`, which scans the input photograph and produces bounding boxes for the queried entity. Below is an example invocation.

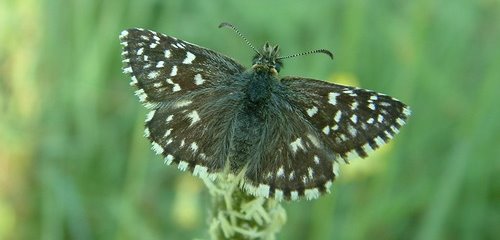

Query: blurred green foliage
[1,0,499,239]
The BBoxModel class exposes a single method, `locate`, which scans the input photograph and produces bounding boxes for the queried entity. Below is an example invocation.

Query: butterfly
[119,23,410,201]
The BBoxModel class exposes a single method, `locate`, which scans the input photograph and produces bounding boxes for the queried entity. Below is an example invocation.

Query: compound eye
[274,62,282,72]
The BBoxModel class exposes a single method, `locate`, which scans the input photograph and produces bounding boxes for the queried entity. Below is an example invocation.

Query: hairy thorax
[243,66,279,107]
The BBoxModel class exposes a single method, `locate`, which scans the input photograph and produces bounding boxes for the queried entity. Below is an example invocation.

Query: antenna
[278,49,334,60]
[219,22,260,55]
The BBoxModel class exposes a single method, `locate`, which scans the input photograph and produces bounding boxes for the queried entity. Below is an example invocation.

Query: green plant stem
[201,171,287,240]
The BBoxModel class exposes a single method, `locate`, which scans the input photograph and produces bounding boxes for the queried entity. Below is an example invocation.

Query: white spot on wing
[178,161,189,171]
[137,47,144,55]
[243,183,258,197]
[385,130,394,139]
[391,125,400,134]
[148,71,160,79]
[308,167,314,179]
[176,43,185,49]
[164,129,172,137]
[322,126,330,135]
[151,142,164,154]
[328,92,340,105]
[172,84,181,92]
[290,191,299,201]
[350,114,358,123]
[304,188,320,200]
[340,134,348,141]
[170,66,178,76]
[346,150,360,160]
[166,114,174,122]
[256,184,270,198]
[362,143,373,154]
[134,89,147,102]
[175,100,192,108]
[190,142,198,152]
[306,106,318,117]
[123,67,133,73]
[313,155,320,164]
[379,102,391,107]
[374,136,385,147]
[164,154,174,165]
[334,111,342,123]
[145,110,155,122]
[194,73,206,85]
[277,166,285,178]
[130,76,138,86]
[275,190,284,201]
[368,103,376,110]
[403,107,412,116]
[307,134,321,147]
[324,180,333,193]
[193,165,208,177]
[182,52,196,64]
[156,61,164,68]
[187,110,200,125]
[290,137,305,153]
[164,49,171,58]
[377,114,384,123]
[351,101,359,110]
[333,162,340,176]
[396,118,406,126]
[119,30,129,38]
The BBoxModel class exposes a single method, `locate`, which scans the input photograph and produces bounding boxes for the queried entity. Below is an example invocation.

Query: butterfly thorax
[242,67,277,107]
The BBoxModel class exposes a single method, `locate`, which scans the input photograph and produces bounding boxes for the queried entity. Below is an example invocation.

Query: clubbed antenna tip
[219,22,260,55]
[278,49,334,60]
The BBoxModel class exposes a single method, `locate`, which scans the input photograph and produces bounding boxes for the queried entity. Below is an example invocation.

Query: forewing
[282,77,411,162]
[119,28,246,177]
[120,28,245,107]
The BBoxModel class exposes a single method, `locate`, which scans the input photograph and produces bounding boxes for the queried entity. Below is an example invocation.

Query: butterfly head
[252,42,283,74]
[219,22,334,75]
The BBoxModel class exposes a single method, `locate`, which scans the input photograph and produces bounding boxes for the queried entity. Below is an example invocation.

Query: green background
[1,0,499,239]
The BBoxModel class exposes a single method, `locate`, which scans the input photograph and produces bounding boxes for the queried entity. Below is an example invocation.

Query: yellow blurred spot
[328,72,360,87]
[340,142,394,181]
[0,199,15,239]
[171,175,203,229]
